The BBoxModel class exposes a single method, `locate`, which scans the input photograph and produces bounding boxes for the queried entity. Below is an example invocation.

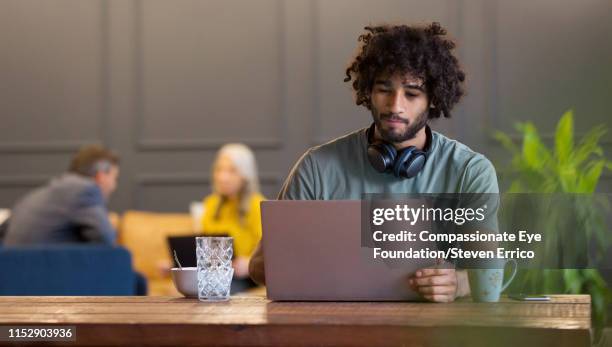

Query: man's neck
[374,125,428,151]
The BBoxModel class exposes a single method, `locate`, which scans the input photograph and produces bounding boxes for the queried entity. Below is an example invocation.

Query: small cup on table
[196,236,234,301]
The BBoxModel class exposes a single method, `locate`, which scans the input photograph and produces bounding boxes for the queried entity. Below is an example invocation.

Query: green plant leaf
[519,122,551,170]
[517,168,549,192]
[555,110,574,165]
[563,269,582,293]
[583,269,607,288]
[507,181,524,193]
[493,131,520,155]
[590,285,607,331]
[572,125,606,167]
[557,165,577,192]
[543,180,559,193]
[577,160,605,193]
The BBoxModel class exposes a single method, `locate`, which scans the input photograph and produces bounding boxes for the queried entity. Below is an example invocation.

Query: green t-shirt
[278,126,500,265]
[278,126,499,200]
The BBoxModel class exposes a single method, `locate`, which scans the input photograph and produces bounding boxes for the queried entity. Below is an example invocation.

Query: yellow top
[201,193,265,258]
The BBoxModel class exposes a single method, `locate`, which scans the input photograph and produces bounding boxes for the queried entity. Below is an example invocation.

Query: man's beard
[372,108,428,143]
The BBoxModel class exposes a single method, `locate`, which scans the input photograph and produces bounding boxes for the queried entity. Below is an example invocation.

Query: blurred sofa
[0,245,139,295]
[0,209,195,296]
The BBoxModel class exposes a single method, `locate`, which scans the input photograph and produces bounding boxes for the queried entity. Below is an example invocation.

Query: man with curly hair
[250,22,498,302]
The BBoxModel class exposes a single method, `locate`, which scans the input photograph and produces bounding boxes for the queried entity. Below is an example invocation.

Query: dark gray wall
[1,0,611,212]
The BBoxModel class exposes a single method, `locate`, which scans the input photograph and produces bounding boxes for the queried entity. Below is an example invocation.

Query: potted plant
[493,110,612,331]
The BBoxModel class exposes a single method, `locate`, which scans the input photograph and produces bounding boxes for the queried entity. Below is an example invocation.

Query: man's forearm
[248,242,266,285]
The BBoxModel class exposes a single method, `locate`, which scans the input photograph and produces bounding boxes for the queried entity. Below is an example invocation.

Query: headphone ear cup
[367,142,397,173]
[394,147,426,178]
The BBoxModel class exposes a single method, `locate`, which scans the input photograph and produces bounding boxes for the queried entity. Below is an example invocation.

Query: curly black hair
[344,22,465,119]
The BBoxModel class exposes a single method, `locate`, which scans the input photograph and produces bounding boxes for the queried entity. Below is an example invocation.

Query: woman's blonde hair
[212,143,260,218]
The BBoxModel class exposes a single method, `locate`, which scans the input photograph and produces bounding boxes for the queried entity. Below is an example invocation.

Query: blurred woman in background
[202,143,265,292]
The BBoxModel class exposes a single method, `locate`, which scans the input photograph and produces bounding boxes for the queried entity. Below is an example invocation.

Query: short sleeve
[277,150,318,200]
[462,156,499,194]
[460,155,500,233]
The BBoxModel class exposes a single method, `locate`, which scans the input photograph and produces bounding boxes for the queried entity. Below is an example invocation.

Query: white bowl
[170,267,197,298]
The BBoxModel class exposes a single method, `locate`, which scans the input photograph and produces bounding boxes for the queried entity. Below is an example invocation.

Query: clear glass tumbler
[196,236,234,301]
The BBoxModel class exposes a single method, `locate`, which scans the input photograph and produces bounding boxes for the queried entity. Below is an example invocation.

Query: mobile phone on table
[508,294,551,301]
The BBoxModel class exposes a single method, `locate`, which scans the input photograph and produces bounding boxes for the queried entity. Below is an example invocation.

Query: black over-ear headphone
[366,123,431,179]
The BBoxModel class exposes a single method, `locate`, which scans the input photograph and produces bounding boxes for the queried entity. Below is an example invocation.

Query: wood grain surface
[0,295,591,347]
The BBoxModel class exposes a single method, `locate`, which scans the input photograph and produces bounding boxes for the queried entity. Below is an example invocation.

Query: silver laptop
[261,200,441,301]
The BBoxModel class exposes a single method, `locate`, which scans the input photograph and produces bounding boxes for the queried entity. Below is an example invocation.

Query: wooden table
[0,295,591,346]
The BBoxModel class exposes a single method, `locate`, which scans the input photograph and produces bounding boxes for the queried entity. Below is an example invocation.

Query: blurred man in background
[3,145,119,246]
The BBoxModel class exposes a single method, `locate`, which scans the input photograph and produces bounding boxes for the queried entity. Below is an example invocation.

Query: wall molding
[134,138,282,151]
[0,175,49,187]
[131,0,286,152]
[486,132,612,145]
[0,141,105,154]
[134,172,280,186]
[131,172,281,209]
[0,0,110,154]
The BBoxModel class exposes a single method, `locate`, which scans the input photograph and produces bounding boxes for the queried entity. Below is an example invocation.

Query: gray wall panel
[493,0,612,135]
[0,0,107,151]
[135,0,283,150]
[1,0,611,213]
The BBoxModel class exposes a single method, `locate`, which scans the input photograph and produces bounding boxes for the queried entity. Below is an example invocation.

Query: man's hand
[408,268,469,303]
[248,242,266,285]
[233,256,251,278]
